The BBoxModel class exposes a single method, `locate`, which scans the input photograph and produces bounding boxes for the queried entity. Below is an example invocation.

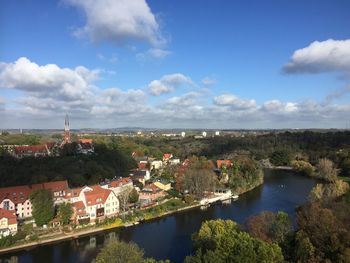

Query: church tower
[63,113,71,144]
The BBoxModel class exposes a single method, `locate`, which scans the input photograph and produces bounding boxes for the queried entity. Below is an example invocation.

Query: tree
[291,160,315,176]
[245,211,292,244]
[129,188,139,203]
[181,156,217,198]
[309,180,349,202]
[185,219,284,263]
[57,202,73,225]
[118,188,131,217]
[316,158,338,182]
[270,150,292,166]
[94,238,168,263]
[94,239,144,263]
[30,189,54,226]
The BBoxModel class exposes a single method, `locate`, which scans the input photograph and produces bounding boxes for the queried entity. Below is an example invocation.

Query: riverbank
[0,200,204,256]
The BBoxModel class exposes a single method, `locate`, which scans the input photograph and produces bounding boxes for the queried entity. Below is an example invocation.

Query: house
[217,160,232,169]
[169,158,181,165]
[150,160,163,170]
[13,144,51,158]
[77,139,94,155]
[163,153,173,162]
[81,185,119,223]
[153,181,171,191]
[129,169,150,181]
[71,201,89,225]
[139,183,166,207]
[101,177,133,195]
[0,180,68,219]
[0,208,17,238]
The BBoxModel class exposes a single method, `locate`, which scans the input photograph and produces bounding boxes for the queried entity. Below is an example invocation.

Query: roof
[163,153,173,159]
[0,208,17,225]
[14,145,48,154]
[79,139,93,144]
[142,183,162,194]
[109,177,132,188]
[72,201,87,216]
[0,180,68,204]
[65,187,83,198]
[217,160,232,169]
[129,170,148,177]
[84,185,112,206]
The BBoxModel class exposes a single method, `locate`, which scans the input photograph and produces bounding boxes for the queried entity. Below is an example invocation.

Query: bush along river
[1,169,316,263]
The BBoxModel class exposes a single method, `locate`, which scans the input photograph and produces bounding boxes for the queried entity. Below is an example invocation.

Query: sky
[0,0,350,129]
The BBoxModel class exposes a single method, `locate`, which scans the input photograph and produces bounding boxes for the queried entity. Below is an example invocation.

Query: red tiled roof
[72,201,86,216]
[142,183,161,194]
[14,145,48,154]
[163,153,172,159]
[0,208,17,225]
[84,185,112,206]
[217,160,232,169]
[109,177,132,188]
[0,180,68,204]
[79,139,93,144]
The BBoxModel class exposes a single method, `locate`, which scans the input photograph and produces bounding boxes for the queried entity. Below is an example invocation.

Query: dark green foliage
[228,159,263,194]
[30,189,54,226]
[270,150,292,166]
[129,188,139,203]
[57,202,73,225]
[185,219,284,263]
[0,144,136,187]
[94,238,168,263]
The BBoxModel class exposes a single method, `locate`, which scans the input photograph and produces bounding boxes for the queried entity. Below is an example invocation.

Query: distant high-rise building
[63,114,71,144]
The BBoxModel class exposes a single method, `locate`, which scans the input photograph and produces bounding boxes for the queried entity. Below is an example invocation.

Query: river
[1,169,316,263]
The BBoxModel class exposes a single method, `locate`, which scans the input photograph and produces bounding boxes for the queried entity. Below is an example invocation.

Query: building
[181,131,186,138]
[62,113,71,145]
[129,169,150,182]
[101,177,133,195]
[154,181,171,191]
[150,160,163,170]
[163,153,173,162]
[68,185,119,224]
[0,181,68,219]
[14,144,50,158]
[0,208,17,238]
[139,183,166,207]
[215,131,220,136]
[217,160,232,169]
[202,131,207,138]
[77,139,94,155]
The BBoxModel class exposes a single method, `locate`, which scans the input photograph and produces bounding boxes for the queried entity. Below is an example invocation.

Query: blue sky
[1,0,350,129]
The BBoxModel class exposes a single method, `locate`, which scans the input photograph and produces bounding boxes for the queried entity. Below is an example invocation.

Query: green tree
[129,188,139,203]
[94,238,168,263]
[30,189,54,226]
[185,219,284,263]
[270,150,292,166]
[57,202,73,225]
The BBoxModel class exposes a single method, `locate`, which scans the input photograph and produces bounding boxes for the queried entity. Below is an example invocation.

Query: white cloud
[262,100,298,113]
[1,58,350,129]
[283,39,350,74]
[65,0,165,46]
[136,48,172,61]
[201,77,216,86]
[0,57,98,101]
[148,73,193,96]
[214,94,256,110]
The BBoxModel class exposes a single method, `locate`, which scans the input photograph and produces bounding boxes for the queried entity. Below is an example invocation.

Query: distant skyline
[1,0,350,129]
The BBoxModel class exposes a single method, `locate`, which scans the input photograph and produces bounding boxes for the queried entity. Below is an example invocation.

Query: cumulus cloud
[283,39,350,74]
[214,94,256,110]
[1,58,350,129]
[0,57,98,101]
[148,73,193,96]
[65,0,165,46]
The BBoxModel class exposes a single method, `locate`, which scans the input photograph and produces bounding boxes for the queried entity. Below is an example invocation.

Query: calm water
[1,169,316,263]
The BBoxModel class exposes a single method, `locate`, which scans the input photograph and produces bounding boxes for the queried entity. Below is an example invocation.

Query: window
[3,201,10,210]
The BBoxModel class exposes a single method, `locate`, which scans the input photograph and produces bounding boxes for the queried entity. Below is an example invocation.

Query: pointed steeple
[64,113,70,132]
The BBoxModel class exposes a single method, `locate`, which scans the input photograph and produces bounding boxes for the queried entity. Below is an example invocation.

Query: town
[0,115,241,242]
